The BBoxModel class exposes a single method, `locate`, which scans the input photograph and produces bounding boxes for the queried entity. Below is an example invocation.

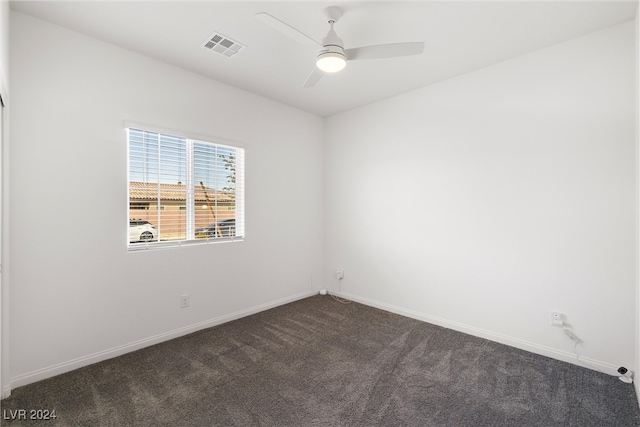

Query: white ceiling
[10,1,638,117]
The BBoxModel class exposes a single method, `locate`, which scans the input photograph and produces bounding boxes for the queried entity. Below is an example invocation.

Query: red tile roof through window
[129,181,234,203]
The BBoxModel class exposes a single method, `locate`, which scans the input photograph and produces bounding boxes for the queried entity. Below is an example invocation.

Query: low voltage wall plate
[551,312,563,326]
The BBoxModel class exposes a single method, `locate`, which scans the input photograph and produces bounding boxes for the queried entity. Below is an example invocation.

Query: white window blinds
[128,128,244,249]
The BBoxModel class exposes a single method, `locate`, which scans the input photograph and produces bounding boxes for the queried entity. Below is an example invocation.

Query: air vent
[203,32,245,58]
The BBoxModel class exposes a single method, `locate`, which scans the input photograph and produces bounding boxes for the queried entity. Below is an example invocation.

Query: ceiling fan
[256,6,424,88]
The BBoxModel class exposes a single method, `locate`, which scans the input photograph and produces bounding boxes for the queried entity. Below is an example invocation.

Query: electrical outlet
[180,294,190,308]
[551,312,563,327]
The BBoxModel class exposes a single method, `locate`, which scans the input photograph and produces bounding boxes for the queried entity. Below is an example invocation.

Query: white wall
[0,0,9,398]
[9,11,324,387]
[325,22,636,374]
[0,0,7,97]
[635,3,639,403]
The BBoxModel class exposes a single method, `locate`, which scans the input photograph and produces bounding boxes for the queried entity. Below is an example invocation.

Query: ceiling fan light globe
[316,52,347,73]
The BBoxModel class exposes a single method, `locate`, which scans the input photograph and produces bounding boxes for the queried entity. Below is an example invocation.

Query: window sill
[127,237,244,252]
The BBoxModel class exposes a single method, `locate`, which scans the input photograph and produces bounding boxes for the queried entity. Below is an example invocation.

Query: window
[127,127,244,249]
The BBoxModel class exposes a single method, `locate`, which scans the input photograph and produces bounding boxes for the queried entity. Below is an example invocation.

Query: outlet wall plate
[551,312,564,326]
[180,294,190,308]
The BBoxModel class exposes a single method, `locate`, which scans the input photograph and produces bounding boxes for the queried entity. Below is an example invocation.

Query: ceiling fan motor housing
[316,22,346,73]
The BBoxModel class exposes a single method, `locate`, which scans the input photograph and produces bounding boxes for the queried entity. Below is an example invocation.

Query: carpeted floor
[1,295,639,426]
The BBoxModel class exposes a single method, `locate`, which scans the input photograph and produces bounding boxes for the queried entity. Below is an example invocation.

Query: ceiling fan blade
[303,67,324,88]
[255,12,322,48]
[345,42,424,60]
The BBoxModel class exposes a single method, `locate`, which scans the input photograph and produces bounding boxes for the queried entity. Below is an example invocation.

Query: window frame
[126,123,245,251]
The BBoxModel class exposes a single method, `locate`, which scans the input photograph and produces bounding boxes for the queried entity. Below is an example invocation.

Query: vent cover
[203,32,245,58]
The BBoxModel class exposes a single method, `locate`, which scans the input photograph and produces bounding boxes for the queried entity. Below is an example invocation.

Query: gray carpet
[1,295,639,426]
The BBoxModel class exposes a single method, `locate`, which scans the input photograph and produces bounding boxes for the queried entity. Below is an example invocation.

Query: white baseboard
[332,291,622,377]
[9,290,318,391]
